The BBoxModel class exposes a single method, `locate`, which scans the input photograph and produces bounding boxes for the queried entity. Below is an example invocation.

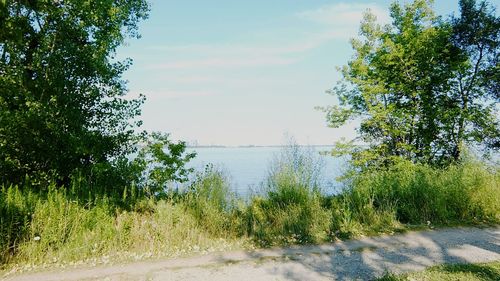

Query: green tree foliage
[321,0,499,167]
[134,132,196,197]
[449,0,500,159]
[0,0,149,184]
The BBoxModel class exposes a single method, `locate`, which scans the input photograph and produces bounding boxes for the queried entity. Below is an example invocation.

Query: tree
[0,0,149,185]
[320,0,499,167]
[448,0,500,160]
[134,132,196,197]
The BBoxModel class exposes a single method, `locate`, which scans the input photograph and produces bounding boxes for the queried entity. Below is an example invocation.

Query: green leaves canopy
[322,0,499,167]
[0,0,149,184]
[134,132,197,197]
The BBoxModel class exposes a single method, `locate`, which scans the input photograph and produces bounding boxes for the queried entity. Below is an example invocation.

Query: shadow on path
[210,227,500,281]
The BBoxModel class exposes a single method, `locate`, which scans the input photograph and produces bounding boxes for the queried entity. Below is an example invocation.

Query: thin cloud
[139,3,390,89]
[127,90,217,100]
[143,34,336,71]
[297,2,390,27]
[147,40,323,55]
[148,56,298,70]
[145,3,389,72]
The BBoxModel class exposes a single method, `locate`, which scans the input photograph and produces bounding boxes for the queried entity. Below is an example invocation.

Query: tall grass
[183,165,241,237]
[0,179,245,271]
[0,186,39,265]
[244,143,331,246]
[1,146,499,272]
[343,159,500,226]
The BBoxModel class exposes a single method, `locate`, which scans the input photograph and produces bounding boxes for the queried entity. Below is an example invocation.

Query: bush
[183,165,241,237]
[245,143,331,246]
[341,159,500,227]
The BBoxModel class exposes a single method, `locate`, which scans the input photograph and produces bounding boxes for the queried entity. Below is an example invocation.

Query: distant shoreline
[186,145,335,148]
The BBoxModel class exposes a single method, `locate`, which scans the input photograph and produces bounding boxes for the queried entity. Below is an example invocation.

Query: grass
[243,144,331,246]
[348,159,500,225]
[329,158,500,240]
[0,169,249,273]
[377,261,500,281]
[0,145,499,274]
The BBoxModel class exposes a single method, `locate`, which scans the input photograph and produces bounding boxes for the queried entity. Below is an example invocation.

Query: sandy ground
[3,226,500,281]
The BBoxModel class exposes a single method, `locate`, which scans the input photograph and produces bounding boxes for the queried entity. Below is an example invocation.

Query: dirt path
[3,226,500,281]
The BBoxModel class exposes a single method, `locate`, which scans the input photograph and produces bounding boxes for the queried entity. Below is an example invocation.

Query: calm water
[186,146,347,196]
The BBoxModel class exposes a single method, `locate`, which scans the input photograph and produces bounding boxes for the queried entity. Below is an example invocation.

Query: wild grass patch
[345,160,500,226]
[1,146,498,273]
[377,261,500,281]
[244,143,331,246]
[0,184,246,272]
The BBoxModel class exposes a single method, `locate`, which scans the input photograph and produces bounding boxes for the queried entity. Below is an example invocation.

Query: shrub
[342,159,500,226]
[245,143,331,246]
[183,165,241,237]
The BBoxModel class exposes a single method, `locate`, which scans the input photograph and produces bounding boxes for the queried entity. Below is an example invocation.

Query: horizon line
[186,144,336,148]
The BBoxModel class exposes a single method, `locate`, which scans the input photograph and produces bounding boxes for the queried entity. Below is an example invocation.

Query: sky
[117,0,499,146]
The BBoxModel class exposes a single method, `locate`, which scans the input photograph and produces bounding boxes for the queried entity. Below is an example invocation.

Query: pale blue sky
[118,0,499,146]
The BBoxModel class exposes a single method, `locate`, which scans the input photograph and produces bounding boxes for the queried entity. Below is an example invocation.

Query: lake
[186,146,347,196]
